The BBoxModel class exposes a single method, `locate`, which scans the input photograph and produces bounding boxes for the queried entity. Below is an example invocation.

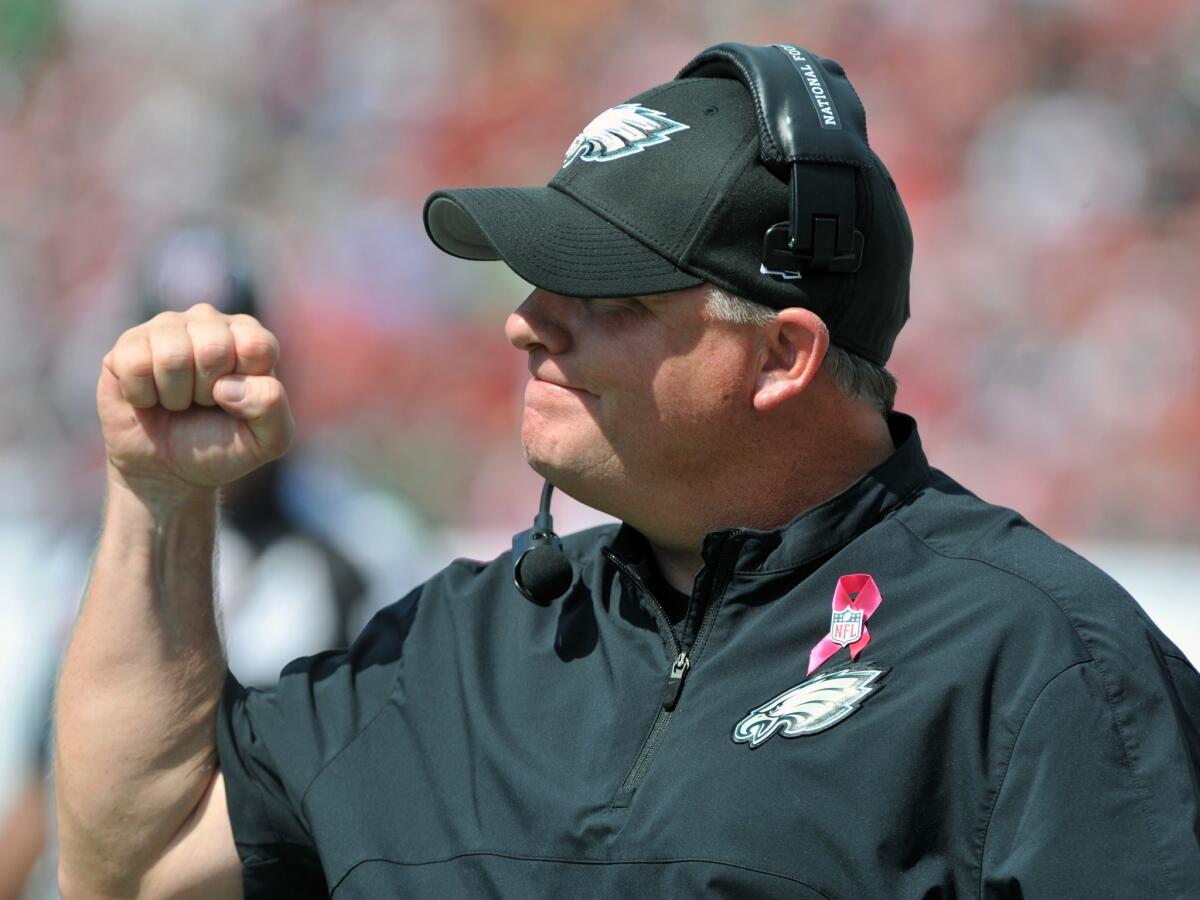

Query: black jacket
[217,415,1200,898]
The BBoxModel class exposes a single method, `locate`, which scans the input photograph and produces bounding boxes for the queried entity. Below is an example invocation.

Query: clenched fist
[98,302,294,499]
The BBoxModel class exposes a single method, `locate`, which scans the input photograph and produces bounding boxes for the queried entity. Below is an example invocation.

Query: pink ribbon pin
[807,574,884,676]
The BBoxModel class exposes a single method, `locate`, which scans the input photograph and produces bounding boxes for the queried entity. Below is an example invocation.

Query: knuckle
[150,310,183,327]
[116,325,145,346]
[113,333,148,364]
[194,340,234,372]
[155,347,194,373]
[122,354,155,381]
[241,337,279,363]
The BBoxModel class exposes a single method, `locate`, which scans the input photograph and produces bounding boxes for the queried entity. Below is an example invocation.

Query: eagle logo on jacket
[732,667,887,749]
[562,104,689,167]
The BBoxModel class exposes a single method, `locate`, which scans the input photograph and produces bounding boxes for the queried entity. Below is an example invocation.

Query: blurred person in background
[0,228,91,899]
[0,474,82,900]
[134,218,371,687]
[52,39,1199,899]
[0,673,50,900]
[0,771,46,900]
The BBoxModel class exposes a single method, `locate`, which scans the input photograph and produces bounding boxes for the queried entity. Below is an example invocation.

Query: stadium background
[1,0,1198,895]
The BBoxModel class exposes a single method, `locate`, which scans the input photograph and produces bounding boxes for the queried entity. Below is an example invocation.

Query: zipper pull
[661,651,691,711]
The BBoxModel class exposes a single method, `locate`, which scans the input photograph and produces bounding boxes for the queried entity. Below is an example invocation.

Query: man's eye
[593,297,644,313]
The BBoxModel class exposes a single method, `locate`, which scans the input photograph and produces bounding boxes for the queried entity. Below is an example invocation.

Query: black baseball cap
[423,44,912,365]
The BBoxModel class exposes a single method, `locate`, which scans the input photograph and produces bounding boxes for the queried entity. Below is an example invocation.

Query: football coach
[55,42,1200,899]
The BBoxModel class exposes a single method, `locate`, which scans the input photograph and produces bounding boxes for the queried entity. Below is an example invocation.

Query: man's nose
[505,289,573,355]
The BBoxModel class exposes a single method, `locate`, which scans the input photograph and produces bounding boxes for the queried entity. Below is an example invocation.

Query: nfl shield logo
[830,608,864,647]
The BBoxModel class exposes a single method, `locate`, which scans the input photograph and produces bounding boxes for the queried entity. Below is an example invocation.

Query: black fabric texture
[216,415,1200,898]
[422,44,913,365]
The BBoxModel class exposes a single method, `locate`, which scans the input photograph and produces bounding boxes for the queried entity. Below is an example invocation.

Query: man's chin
[522,449,579,491]
[519,422,584,482]
[522,447,623,519]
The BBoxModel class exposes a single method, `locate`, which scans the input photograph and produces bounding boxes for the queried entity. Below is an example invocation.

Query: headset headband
[678,43,873,275]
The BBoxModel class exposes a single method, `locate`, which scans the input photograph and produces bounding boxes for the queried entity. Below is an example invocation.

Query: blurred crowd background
[2,0,1199,895]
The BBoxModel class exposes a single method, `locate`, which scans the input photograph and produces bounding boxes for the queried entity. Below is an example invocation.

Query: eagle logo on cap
[562,104,689,168]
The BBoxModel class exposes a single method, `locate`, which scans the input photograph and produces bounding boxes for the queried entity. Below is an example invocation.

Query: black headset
[680,42,869,280]
[512,42,867,604]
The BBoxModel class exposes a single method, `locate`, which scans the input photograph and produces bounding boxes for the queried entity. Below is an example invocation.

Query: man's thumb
[214,374,293,458]
[214,376,247,405]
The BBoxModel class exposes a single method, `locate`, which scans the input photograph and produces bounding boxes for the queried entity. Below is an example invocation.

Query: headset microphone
[512,481,574,605]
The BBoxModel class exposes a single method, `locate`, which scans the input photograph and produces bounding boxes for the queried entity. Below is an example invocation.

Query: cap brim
[423,186,702,298]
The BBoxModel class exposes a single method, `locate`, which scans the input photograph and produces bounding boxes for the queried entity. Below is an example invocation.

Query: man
[56,43,1200,899]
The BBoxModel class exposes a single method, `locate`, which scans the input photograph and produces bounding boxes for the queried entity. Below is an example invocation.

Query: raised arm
[55,304,293,899]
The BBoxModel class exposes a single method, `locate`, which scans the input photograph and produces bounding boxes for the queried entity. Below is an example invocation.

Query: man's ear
[752,308,830,412]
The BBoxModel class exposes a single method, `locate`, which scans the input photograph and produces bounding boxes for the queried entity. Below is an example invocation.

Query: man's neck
[647,411,896,594]
[652,544,708,597]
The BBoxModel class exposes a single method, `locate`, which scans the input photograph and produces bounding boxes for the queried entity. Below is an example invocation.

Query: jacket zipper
[604,532,742,800]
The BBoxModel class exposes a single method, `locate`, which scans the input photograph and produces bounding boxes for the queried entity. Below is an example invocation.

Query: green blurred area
[0,0,58,70]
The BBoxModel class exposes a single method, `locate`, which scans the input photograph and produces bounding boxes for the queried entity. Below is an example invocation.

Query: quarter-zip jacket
[217,415,1200,898]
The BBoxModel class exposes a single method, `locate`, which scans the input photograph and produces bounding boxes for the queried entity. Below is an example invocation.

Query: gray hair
[705,286,897,414]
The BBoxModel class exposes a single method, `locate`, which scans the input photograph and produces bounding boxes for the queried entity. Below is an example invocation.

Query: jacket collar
[607,413,930,577]
[722,413,930,573]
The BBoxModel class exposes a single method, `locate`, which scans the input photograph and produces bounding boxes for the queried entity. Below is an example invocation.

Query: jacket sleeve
[215,589,421,898]
[981,652,1200,899]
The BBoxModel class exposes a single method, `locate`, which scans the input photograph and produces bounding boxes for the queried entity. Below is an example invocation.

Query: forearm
[55,469,227,895]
